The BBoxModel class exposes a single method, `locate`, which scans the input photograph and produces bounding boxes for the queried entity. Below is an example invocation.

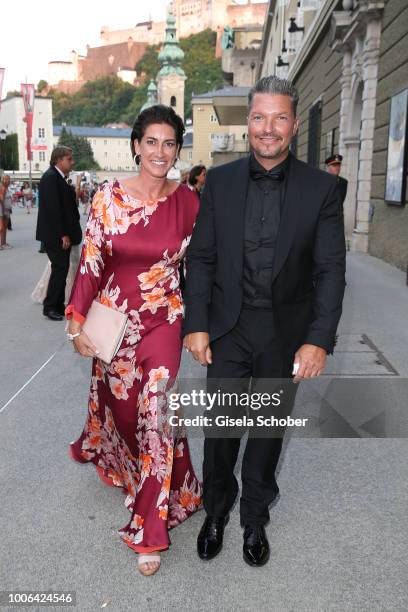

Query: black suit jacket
[337,176,348,205]
[36,166,82,246]
[182,153,346,356]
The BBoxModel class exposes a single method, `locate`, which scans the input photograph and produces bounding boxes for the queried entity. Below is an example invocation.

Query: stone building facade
[258,0,408,270]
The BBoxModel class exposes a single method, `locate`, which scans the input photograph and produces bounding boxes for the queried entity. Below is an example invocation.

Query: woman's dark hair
[188,165,206,186]
[130,104,185,163]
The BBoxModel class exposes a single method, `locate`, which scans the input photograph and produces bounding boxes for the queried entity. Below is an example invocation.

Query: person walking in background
[325,153,348,205]
[0,175,13,250]
[21,181,33,214]
[35,146,82,321]
[188,164,207,195]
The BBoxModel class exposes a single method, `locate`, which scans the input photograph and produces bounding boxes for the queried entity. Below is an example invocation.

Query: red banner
[21,83,35,161]
[0,68,4,111]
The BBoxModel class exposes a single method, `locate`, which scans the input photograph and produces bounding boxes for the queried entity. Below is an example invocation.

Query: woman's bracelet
[67,331,82,341]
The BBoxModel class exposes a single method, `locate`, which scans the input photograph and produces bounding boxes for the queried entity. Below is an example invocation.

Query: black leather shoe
[43,310,63,321]
[243,524,270,567]
[197,515,229,560]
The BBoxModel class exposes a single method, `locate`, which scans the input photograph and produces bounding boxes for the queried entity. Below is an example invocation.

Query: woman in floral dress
[66,105,202,576]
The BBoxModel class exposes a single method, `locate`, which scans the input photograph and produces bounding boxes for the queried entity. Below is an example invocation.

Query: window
[307,101,322,168]
[210,114,218,124]
[93,139,96,145]
[188,151,193,161]
[118,153,121,159]
[209,152,213,159]
[39,151,46,162]
[104,140,107,145]
[170,95,176,107]
[38,127,45,138]
[104,152,108,158]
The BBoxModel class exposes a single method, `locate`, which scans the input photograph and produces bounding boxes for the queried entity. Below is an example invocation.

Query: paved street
[1,207,407,611]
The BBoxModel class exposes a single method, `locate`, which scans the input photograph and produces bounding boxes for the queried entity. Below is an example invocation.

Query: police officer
[325,153,348,205]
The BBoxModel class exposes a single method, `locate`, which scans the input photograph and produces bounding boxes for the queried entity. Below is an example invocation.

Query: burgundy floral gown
[66,180,202,554]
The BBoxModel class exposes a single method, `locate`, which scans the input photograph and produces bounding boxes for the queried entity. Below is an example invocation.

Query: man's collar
[250,151,291,175]
[54,165,66,180]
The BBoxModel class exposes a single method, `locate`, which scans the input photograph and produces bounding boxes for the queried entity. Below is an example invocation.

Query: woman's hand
[69,320,99,358]
[73,330,99,358]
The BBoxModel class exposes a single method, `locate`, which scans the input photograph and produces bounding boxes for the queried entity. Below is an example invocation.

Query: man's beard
[255,142,285,159]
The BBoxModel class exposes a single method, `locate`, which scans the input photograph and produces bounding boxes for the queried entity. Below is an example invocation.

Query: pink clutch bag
[83,300,128,364]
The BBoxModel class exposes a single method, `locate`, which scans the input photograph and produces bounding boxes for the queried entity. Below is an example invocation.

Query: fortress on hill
[47,0,267,93]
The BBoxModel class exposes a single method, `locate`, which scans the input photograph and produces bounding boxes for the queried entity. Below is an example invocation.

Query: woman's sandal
[138,553,161,576]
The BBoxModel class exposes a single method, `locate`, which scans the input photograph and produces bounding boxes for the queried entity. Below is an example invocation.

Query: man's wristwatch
[67,331,82,341]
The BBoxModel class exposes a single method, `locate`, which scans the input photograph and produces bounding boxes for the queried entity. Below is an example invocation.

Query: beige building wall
[53,133,134,172]
[192,98,247,166]
[157,73,186,122]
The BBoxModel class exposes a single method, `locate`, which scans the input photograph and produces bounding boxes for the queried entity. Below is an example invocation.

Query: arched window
[170,95,176,107]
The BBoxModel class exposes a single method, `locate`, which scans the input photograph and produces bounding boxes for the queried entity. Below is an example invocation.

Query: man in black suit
[36,146,82,321]
[325,153,348,205]
[183,76,346,566]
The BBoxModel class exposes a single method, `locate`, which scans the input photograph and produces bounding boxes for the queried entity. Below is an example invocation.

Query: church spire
[157,3,185,78]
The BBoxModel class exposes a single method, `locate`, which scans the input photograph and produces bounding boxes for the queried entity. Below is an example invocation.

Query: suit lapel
[228,156,250,279]
[272,154,301,283]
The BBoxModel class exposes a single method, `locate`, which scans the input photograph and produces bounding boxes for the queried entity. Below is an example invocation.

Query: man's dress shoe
[43,310,63,321]
[243,524,270,567]
[197,515,229,560]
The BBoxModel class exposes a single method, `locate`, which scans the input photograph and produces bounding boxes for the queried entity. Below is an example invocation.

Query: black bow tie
[250,168,285,182]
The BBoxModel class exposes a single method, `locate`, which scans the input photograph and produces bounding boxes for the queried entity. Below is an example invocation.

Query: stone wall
[292,25,343,168]
[368,0,408,271]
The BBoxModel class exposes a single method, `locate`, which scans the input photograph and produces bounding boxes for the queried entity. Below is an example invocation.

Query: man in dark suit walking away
[183,76,346,567]
[36,146,82,321]
[325,153,348,205]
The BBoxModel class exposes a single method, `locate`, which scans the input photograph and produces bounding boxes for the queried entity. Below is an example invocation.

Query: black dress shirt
[242,153,290,309]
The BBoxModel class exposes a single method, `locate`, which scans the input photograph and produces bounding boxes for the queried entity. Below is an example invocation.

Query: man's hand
[293,344,327,382]
[183,332,212,366]
[62,235,71,250]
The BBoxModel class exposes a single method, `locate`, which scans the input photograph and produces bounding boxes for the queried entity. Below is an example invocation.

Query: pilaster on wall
[330,1,384,252]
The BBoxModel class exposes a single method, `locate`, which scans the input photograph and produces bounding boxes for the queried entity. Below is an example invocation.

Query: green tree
[179,29,223,119]
[57,127,100,170]
[49,30,223,126]
[0,133,19,170]
[52,76,136,126]
[37,80,48,93]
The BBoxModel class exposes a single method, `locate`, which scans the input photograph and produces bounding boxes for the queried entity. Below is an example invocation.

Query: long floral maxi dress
[66,181,202,553]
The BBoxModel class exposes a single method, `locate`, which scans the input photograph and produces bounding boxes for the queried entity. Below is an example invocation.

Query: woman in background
[0,175,13,249]
[188,164,206,195]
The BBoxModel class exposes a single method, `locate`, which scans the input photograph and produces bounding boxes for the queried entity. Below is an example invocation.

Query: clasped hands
[182,332,327,381]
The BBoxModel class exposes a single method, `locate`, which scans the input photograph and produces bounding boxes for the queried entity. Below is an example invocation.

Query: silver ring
[185,347,189,352]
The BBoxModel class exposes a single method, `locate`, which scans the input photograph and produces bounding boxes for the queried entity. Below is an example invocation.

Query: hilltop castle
[48,1,267,93]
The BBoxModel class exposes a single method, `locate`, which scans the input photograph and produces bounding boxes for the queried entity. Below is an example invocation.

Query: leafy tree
[179,29,223,119]
[50,30,223,125]
[0,133,19,170]
[52,76,136,126]
[37,80,48,93]
[57,126,100,170]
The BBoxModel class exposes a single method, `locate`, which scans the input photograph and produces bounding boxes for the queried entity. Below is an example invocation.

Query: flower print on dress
[168,471,202,527]
[67,181,202,554]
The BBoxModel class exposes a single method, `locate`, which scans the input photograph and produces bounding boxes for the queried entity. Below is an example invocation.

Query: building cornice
[257,0,277,79]
[288,0,340,81]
